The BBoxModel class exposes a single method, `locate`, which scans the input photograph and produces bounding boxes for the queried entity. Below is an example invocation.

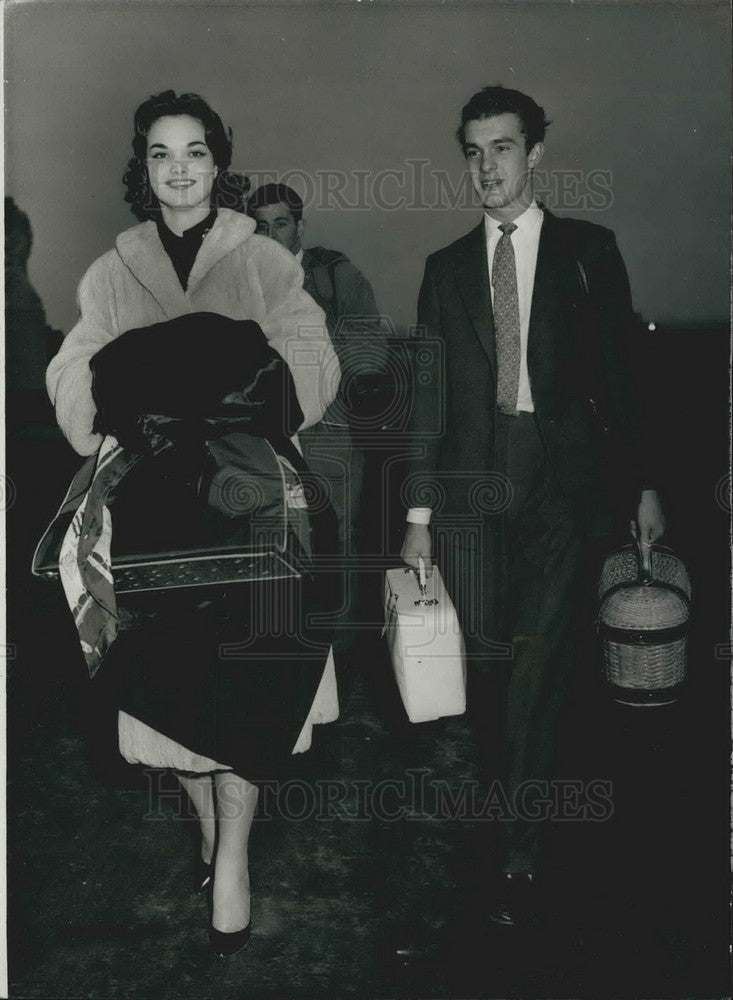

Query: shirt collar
[483,200,542,238]
[295,248,304,264]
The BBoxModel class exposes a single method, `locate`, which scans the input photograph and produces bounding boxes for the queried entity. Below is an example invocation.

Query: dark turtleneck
[156,209,217,291]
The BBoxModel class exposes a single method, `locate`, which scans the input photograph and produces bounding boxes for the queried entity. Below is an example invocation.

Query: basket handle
[633,527,653,585]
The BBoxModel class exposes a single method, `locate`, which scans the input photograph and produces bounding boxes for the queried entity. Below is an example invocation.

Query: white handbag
[383,559,467,723]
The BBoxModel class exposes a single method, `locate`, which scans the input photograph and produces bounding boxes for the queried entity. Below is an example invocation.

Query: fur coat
[46,208,340,456]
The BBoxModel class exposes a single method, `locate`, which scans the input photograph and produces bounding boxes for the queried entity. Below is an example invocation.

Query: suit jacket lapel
[528,210,554,345]
[527,208,565,381]
[452,221,496,371]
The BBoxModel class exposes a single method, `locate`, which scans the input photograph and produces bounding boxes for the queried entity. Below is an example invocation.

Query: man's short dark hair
[247,183,304,223]
[457,85,551,153]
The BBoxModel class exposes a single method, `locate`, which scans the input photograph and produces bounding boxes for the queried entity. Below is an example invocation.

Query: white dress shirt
[407,202,544,526]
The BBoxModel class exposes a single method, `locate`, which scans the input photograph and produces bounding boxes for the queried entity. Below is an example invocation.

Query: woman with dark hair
[122,90,250,217]
[46,91,340,957]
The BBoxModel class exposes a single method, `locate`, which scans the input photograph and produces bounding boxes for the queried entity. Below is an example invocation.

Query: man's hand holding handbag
[383,556,467,724]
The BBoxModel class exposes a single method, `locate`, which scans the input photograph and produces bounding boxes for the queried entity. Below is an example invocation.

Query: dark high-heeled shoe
[206,867,252,957]
[209,921,252,958]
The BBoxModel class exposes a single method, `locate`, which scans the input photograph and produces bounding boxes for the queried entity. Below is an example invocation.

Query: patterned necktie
[492,221,521,415]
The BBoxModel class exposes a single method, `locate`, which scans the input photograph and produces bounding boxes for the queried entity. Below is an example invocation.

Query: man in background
[248,183,388,656]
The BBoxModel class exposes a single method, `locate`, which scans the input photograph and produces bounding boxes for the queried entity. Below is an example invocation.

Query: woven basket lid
[599,583,689,631]
[598,547,691,601]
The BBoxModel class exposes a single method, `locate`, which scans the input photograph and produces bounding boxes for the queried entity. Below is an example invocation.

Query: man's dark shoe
[488,871,536,927]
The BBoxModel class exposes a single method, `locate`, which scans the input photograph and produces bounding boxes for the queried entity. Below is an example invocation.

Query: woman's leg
[212,772,259,932]
[176,772,216,865]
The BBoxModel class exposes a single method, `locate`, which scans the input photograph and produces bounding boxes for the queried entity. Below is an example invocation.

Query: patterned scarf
[58,437,143,676]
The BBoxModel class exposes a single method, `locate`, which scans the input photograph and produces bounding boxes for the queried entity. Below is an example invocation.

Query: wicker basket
[597,541,691,706]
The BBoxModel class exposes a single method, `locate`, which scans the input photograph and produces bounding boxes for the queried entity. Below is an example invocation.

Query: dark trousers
[298,423,364,652]
[442,411,582,873]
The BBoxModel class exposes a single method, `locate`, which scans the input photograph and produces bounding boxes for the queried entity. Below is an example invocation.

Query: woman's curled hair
[122,90,249,220]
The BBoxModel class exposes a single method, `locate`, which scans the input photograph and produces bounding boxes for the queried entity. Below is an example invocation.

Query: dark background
[4,0,731,344]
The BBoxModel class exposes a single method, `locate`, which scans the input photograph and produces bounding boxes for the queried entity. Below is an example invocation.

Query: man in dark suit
[401,85,664,923]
